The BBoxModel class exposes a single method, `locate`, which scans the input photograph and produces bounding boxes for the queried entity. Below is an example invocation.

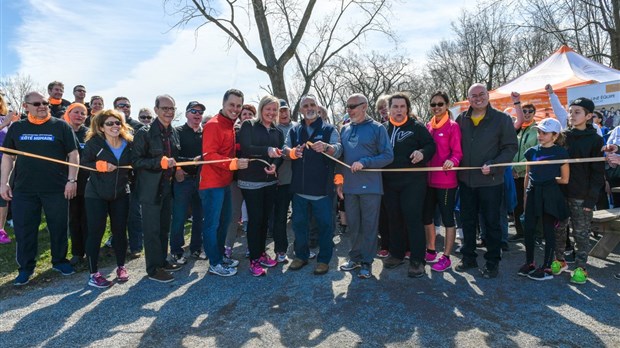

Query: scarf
[430,112,450,129]
[27,112,51,125]
[389,116,408,127]
[521,120,534,129]
[48,97,63,106]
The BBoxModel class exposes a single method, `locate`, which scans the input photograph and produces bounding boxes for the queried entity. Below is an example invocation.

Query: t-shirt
[107,139,127,161]
[3,118,79,192]
[524,144,569,184]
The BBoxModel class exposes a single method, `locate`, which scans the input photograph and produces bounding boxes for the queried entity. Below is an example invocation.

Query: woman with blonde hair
[82,109,133,288]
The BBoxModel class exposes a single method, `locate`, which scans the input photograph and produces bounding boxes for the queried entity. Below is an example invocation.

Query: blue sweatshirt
[340,117,393,194]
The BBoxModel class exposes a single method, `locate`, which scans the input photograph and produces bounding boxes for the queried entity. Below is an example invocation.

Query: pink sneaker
[425,251,438,263]
[259,253,277,268]
[376,249,389,258]
[249,260,266,277]
[431,255,451,272]
[404,251,411,260]
[0,229,11,244]
[116,266,129,282]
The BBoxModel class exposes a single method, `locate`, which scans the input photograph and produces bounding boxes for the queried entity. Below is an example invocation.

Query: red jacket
[199,112,236,190]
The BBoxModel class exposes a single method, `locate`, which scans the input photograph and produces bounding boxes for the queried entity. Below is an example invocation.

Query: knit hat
[569,98,595,114]
[63,103,87,124]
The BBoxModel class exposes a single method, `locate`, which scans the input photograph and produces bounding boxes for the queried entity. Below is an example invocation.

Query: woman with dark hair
[238,96,283,277]
[423,91,462,272]
[82,109,133,288]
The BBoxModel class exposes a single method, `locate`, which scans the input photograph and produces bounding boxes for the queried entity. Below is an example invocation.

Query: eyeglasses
[158,106,176,112]
[346,102,366,110]
[104,121,122,127]
[430,102,445,107]
[116,103,131,108]
[187,109,204,115]
[139,115,153,120]
[522,109,535,114]
[26,101,50,107]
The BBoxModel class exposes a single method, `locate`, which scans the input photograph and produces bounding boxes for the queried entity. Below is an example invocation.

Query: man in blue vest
[285,95,342,275]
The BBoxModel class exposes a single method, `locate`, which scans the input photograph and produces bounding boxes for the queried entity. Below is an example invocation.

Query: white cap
[534,118,561,133]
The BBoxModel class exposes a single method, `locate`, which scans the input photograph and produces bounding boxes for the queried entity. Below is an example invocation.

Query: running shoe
[0,229,11,244]
[528,267,553,281]
[249,260,266,277]
[89,272,112,288]
[259,253,277,268]
[116,266,129,282]
[570,267,588,285]
[209,263,237,277]
[376,249,389,258]
[517,263,536,277]
[550,260,568,276]
[431,255,451,272]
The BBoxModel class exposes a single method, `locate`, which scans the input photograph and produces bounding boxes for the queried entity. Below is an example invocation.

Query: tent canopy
[455,46,620,120]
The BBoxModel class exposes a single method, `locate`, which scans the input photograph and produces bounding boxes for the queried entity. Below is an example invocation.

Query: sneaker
[191,250,207,260]
[164,263,183,272]
[149,268,174,283]
[528,267,553,281]
[550,260,568,276]
[309,250,317,259]
[517,263,536,277]
[14,270,32,286]
[224,246,232,259]
[481,264,499,279]
[570,267,588,285]
[564,250,576,264]
[116,266,129,282]
[223,256,240,268]
[454,259,478,272]
[358,264,372,279]
[431,255,451,272]
[408,260,426,278]
[340,260,362,271]
[88,272,112,288]
[476,239,486,248]
[171,253,187,265]
[404,251,411,260]
[383,256,404,269]
[276,252,289,264]
[425,251,438,263]
[52,263,75,276]
[248,260,266,277]
[209,263,238,277]
[0,229,11,244]
[314,262,329,275]
[376,249,389,258]
[259,253,277,268]
[508,234,524,242]
[288,258,308,270]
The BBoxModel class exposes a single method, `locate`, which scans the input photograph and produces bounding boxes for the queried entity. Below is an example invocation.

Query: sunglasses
[522,109,535,114]
[139,115,153,120]
[75,89,86,93]
[346,102,366,110]
[27,101,50,107]
[430,102,445,107]
[187,109,204,115]
[116,103,131,108]
[104,121,122,127]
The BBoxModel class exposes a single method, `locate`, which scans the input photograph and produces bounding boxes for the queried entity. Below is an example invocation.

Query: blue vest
[289,118,335,196]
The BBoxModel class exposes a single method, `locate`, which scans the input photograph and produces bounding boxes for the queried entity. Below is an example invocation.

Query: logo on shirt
[396,131,413,142]
[19,134,55,141]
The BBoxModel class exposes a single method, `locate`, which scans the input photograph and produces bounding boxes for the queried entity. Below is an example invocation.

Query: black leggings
[242,185,276,260]
[422,187,457,227]
[524,212,556,268]
[85,195,129,273]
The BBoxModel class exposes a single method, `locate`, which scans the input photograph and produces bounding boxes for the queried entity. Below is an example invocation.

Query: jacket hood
[566,123,597,137]
[350,116,374,125]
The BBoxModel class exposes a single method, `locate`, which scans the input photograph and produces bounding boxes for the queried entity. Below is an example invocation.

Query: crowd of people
[0,79,619,288]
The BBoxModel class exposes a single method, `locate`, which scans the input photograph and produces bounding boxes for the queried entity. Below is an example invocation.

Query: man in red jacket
[200,89,248,277]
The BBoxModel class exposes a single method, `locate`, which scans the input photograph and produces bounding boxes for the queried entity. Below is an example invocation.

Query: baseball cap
[279,99,289,109]
[569,98,595,114]
[186,101,205,111]
[534,118,561,133]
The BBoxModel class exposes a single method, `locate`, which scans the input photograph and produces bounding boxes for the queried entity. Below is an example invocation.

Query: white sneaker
[208,264,237,277]
[170,254,187,265]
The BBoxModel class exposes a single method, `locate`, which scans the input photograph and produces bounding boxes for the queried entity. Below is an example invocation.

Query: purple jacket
[426,119,462,189]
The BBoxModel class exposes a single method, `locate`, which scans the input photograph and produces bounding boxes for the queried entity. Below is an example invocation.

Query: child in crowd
[553,98,605,284]
[517,118,569,280]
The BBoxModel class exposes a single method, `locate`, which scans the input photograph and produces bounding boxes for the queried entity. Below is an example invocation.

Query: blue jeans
[170,177,203,256]
[291,194,334,264]
[127,190,143,253]
[200,186,231,266]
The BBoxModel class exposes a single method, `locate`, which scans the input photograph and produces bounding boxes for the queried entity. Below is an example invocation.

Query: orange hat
[63,103,87,124]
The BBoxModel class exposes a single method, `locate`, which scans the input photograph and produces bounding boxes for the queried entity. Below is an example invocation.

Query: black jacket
[383,117,435,184]
[126,117,144,134]
[456,104,518,187]
[237,119,283,183]
[563,124,605,209]
[82,135,133,201]
[131,119,180,204]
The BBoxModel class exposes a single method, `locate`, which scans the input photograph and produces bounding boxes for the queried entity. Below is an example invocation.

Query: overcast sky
[0,0,475,121]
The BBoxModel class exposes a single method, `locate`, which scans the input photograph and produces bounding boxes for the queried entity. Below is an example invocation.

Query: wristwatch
[67,178,77,183]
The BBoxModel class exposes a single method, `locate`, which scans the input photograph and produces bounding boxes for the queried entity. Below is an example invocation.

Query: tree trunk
[611,0,620,69]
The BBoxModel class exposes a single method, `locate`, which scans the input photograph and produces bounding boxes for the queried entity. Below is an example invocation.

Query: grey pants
[226,181,244,247]
[345,193,381,264]
[554,198,592,268]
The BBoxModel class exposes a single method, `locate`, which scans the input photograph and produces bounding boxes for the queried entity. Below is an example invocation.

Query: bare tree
[0,73,45,115]
[166,0,392,111]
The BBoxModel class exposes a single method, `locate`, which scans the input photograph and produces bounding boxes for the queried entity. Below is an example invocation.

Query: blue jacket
[340,117,393,194]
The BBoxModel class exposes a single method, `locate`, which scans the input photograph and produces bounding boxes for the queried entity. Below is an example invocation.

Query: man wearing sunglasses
[113,97,144,133]
[138,108,154,126]
[132,94,182,283]
[455,83,517,279]
[47,81,71,119]
[336,93,393,279]
[1,91,80,285]
[169,101,207,264]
